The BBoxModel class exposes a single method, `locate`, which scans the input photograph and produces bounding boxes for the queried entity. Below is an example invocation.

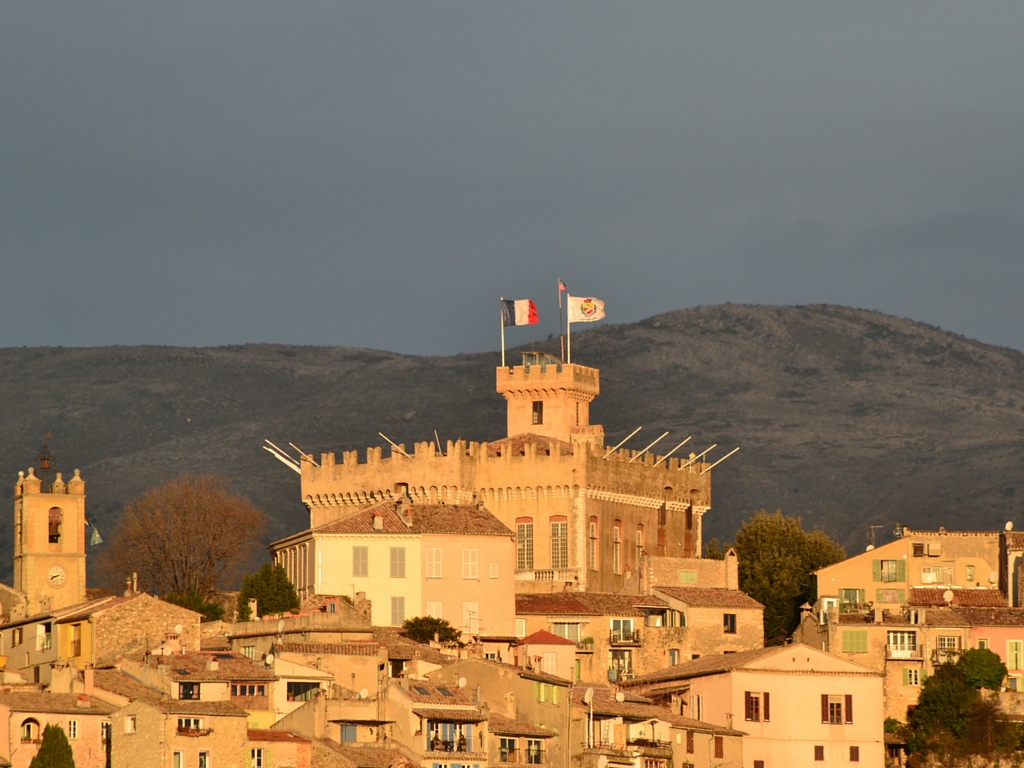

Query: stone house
[269,496,516,638]
[426,657,572,768]
[650,587,763,660]
[247,728,313,768]
[387,679,489,768]
[292,353,717,597]
[623,644,884,767]
[515,631,576,682]
[0,691,115,768]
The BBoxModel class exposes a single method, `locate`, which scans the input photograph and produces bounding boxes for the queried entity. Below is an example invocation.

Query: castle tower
[495,352,601,444]
[13,467,87,612]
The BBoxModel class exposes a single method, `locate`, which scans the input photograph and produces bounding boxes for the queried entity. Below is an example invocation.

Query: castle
[274,352,713,597]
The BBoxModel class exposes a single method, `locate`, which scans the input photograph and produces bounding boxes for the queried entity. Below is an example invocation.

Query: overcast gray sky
[3,2,1022,355]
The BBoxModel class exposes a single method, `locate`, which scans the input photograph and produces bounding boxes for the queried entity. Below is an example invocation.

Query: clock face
[47,566,67,588]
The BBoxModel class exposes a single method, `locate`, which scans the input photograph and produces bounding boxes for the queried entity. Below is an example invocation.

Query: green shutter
[876,589,883,603]
[859,589,866,605]
[872,560,881,582]
[534,681,540,701]
[842,631,853,652]
[902,669,909,685]
[897,590,906,603]
[552,686,559,705]
[896,560,906,582]
[842,630,868,653]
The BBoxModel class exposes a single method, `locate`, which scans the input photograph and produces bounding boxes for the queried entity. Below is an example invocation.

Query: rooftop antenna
[602,427,642,460]
[868,525,884,548]
[700,446,740,475]
[35,433,56,488]
[262,440,301,474]
[378,433,412,458]
[653,437,692,467]
[629,432,669,463]
[680,444,717,470]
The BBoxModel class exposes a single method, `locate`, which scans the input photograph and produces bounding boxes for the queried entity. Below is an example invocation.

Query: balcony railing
[839,603,871,614]
[426,740,480,754]
[514,569,578,582]
[609,629,641,646]
[627,739,672,750]
[177,728,212,737]
[886,645,921,660]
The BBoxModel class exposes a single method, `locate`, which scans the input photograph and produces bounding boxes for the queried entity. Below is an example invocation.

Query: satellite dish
[174,624,183,634]
[583,688,594,706]
[359,688,370,700]
[1007,521,1015,532]
[615,692,625,703]
[265,653,275,665]
[943,590,954,605]
[865,545,875,552]
[458,678,467,689]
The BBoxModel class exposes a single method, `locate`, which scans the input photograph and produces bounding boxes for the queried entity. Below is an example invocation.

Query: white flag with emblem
[567,296,606,323]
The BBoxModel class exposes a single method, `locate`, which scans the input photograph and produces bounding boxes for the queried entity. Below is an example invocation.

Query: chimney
[725,549,738,590]
[207,657,219,672]
[373,513,384,532]
[76,694,91,709]
[248,598,258,618]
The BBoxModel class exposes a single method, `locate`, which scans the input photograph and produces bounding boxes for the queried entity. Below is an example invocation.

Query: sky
[3,2,1023,356]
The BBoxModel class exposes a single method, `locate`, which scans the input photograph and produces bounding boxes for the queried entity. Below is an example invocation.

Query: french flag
[501,299,538,327]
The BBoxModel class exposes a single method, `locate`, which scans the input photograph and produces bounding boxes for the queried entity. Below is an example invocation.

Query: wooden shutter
[845,694,853,724]
[896,560,907,581]
[763,691,770,722]
[876,589,883,602]
[821,694,829,723]
[872,559,881,582]
[902,668,909,685]
[686,731,694,753]
[714,736,723,758]
[744,691,753,721]
[897,589,906,603]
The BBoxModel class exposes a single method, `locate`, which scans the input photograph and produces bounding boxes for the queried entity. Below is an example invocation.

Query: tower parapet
[496,352,599,442]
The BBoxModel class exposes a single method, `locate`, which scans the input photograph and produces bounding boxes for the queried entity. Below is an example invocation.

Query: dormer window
[48,508,62,544]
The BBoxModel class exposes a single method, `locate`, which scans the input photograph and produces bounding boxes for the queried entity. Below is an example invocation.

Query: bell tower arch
[13,467,87,612]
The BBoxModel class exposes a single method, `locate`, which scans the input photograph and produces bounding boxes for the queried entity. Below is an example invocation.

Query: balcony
[500,749,545,764]
[576,638,595,653]
[839,603,871,615]
[177,728,212,737]
[626,738,673,758]
[609,629,641,647]
[515,569,578,583]
[425,739,484,756]
[886,645,921,660]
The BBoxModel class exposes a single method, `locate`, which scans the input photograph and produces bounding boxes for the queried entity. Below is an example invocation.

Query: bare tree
[98,475,266,596]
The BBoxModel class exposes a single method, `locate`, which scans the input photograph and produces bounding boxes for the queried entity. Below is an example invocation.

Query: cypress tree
[30,724,75,768]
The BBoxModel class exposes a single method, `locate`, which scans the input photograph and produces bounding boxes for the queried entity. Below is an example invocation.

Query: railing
[886,645,921,660]
[839,603,871,614]
[932,648,962,663]
[500,749,519,763]
[177,728,212,737]
[515,569,578,582]
[524,749,544,764]
[627,739,672,751]
[609,629,641,646]
[425,740,478,754]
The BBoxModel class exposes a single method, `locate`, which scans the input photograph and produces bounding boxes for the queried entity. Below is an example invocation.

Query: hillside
[2,304,1023,585]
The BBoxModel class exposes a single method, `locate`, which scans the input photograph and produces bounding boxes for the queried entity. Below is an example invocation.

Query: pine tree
[236,563,300,620]
[30,724,75,768]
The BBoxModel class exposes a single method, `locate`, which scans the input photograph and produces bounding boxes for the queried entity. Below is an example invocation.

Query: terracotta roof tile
[520,630,576,646]
[154,700,248,717]
[276,641,382,657]
[624,646,789,684]
[124,650,276,682]
[515,593,667,617]
[487,713,555,737]
[909,588,1005,607]
[308,501,513,538]
[404,682,475,706]
[328,745,415,768]
[93,670,165,705]
[411,708,487,723]
[0,692,117,716]
[248,729,310,743]
[951,607,1024,626]
[655,587,763,609]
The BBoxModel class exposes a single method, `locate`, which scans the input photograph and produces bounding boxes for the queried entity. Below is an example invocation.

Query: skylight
[438,688,454,697]
[414,686,430,695]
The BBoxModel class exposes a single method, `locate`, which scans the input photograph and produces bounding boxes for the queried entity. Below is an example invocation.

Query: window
[178,682,199,700]
[124,715,136,734]
[552,622,580,643]
[937,636,959,651]
[526,739,542,764]
[500,737,517,762]
[611,617,634,643]
[390,548,406,578]
[426,548,442,578]
[353,546,368,577]
[850,745,860,762]
[839,588,864,606]
[517,522,534,570]
[692,694,702,721]
[814,745,825,761]
[875,559,903,582]
[588,519,598,570]
[242,645,256,660]
[669,649,679,666]
[341,724,357,743]
[1008,641,1024,670]
[609,649,632,679]
[744,691,769,722]
[232,684,266,697]
[490,563,499,579]
[21,719,39,742]
[515,619,526,637]
[966,565,976,582]
[978,638,989,650]
[543,652,557,674]
[13,627,23,646]
[723,614,736,634]
[391,597,405,626]
[532,401,543,425]
[685,731,694,754]
[903,667,920,685]
[463,548,479,579]
[821,694,853,724]
[101,722,111,743]
[714,736,723,759]
[754,762,764,768]
[913,542,925,557]
[878,588,905,603]
[921,565,949,584]
[173,753,183,768]
[636,526,644,564]
[841,630,868,653]
[678,570,697,584]
[550,520,568,570]
[612,522,622,574]
[426,601,443,618]
[48,507,62,543]
[251,748,265,768]
[198,753,209,768]
[887,631,917,652]
[462,602,479,633]
[178,717,203,734]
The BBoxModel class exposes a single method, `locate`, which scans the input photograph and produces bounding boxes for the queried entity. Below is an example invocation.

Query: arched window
[48,508,62,544]
[516,518,534,571]
[21,718,40,742]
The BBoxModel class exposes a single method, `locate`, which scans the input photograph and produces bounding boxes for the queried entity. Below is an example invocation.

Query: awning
[413,708,487,723]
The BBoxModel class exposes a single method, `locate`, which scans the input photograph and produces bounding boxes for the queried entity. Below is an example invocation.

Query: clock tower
[13,466,87,612]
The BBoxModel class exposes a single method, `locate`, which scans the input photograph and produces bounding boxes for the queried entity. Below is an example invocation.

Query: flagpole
[558,279,565,363]
[500,297,506,367]
[567,293,572,364]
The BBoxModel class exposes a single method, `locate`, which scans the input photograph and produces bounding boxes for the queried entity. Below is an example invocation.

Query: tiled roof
[921,608,970,627]
[327,745,415,768]
[57,592,201,624]
[487,434,574,458]
[412,708,487,723]
[248,729,310,743]
[403,682,475,706]
[307,500,514,538]
[909,588,1005,607]
[124,650,276,682]
[655,587,763,610]
[951,607,1024,627]
[624,646,787,684]
[1006,532,1024,550]
[373,628,450,665]
[276,641,382,657]
[93,670,165,705]
[431,657,571,687]
[520,630,576,646]
[487,713,555,737]
[569,685,745,733]
[154,700,248,717]
[515,592,667,617]
[0,692,116,716]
